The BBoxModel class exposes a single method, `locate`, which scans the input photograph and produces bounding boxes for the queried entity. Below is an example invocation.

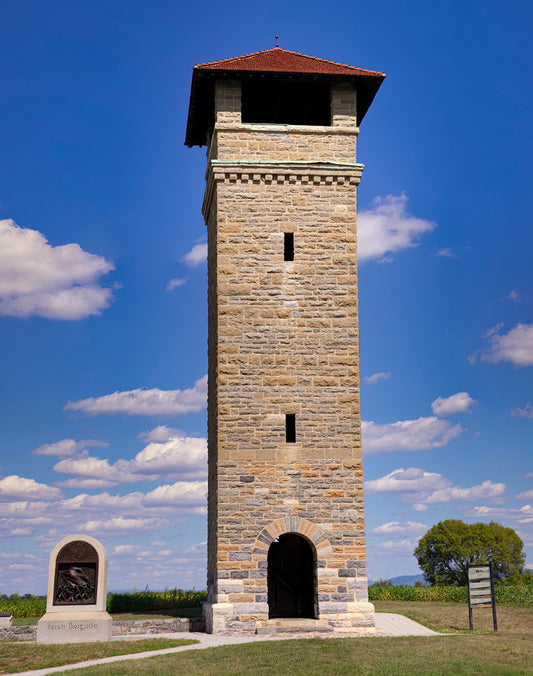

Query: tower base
[204,601,375,636]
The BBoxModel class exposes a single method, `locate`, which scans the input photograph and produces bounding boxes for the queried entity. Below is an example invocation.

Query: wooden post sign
[467,564,497,631]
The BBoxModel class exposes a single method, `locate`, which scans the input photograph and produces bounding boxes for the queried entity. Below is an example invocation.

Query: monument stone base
[0,614,12,628]
[37,611,113,644]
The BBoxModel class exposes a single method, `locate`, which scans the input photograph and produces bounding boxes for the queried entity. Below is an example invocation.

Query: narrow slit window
[284,233,294,261]
[286,414,296,443]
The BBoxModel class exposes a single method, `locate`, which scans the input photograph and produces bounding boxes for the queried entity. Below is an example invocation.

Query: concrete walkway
[374,612,438,636]
[12,614,440,676]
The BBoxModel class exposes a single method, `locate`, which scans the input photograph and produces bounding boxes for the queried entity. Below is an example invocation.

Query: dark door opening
[268,533,316,619]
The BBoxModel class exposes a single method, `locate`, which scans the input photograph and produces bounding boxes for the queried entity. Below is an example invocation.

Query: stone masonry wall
[204,79,373,634]
[206,190,218,605]
[0,618,205,641]
[211,80,358,164]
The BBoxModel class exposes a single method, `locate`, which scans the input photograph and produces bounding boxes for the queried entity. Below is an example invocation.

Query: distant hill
[369,574,426,586]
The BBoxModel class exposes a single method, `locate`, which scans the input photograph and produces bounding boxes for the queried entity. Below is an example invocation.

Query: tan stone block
[218,543,240,552]
[342,459,362,469]
[313,376,339,386]
[230,595,254,603]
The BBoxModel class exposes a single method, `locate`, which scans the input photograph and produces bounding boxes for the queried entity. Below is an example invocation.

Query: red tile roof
[186,48,385,147]
[194,47,385,78]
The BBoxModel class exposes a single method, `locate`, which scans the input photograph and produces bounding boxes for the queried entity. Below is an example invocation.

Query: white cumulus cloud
[431,392,477,416]
[53,455,137,485]
[364,372,391,384]
[0,517,53,534]
[53,434,207,484]
[59,492,144,513]
[182,242,207,267]
[0,501,51,518]
[0,477,209,576]
[131,436,207,479]
[64,375,207,416]
[422,480,506,505]
[82,517,169,535]
[436,248,457,258]
[365,468,507,513]
[0,219,114,319]
[112,544,146,556]
[32,438,108,458]
[466,504,533,524]
[56,478,119,489]
[166,278,187,291]
[365,467,450,494]
[0,475,62,501]
[476,323,533,367]
[511,403,533,419]
[137,426,184,443]
[362,416,463,454]
[357,194,436,262]
[184,541,207,556]
[143,481,207,507]
[376,539,417,553]
[371,521,427,535]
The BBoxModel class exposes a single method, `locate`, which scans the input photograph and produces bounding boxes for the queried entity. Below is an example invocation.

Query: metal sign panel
[467,565,497,631]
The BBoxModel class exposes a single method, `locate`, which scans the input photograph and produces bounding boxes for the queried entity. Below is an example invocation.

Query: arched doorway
[267,533,317,619]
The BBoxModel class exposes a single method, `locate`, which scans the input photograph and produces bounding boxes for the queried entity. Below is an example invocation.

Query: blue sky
[0,0,531,594]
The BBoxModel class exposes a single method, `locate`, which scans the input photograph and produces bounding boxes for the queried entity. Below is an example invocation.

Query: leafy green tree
[414,520,526,586]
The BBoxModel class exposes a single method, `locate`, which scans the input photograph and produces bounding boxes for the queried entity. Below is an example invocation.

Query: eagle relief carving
[53,541,98,605]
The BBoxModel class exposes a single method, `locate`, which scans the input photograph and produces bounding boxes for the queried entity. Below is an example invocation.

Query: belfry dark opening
[267,533,317,619]
[241,80,331,126]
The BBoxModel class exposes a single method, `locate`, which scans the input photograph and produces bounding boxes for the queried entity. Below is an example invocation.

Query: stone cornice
[202,161,364,221]
[215,123,359,135]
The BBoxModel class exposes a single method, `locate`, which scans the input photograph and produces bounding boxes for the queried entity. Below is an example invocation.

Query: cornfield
[368,581,533,607]
[0,596,46,618]
[106,587,207,613]
[2,581,530,618]
[0,588,207,618]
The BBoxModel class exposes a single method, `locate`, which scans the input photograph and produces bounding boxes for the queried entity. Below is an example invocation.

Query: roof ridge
[194,47,385,76]
[268,47,385,76]
[194,47,279,69]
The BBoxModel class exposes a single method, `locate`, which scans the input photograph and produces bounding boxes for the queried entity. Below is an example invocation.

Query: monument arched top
[48,534,108,569]
[45,534,108,614]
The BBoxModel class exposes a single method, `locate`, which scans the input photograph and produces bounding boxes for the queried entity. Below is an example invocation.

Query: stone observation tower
[186,47,385,635]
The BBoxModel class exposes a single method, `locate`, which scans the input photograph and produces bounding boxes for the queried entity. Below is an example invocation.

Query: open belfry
[186,47,385,635]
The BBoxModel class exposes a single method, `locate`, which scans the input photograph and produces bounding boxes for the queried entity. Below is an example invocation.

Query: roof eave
[185,67,385,147]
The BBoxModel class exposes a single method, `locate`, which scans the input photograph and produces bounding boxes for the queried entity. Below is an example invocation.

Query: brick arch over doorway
[251,517,332,564]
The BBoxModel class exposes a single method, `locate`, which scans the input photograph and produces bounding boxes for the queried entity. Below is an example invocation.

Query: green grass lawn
[374,600,530,634]
[0,638,198,674]
[3,603,532,675]
[112,607,202,621]
[64,635,533,676]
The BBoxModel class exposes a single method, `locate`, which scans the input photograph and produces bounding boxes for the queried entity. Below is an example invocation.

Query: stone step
[256,619,334,636]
